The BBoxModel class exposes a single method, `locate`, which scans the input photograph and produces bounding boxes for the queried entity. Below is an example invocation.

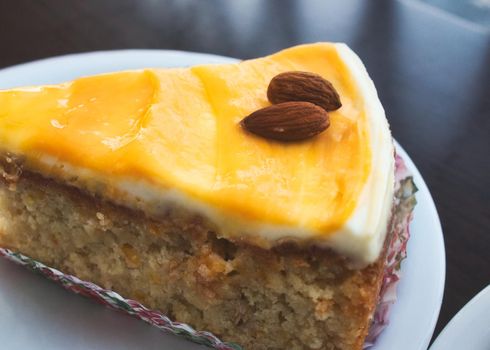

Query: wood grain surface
[0,0,489,344]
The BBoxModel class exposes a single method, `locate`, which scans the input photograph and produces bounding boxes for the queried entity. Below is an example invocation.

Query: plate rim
[0,49,446,350]
[0,48,240,70]
[429,285,490,350]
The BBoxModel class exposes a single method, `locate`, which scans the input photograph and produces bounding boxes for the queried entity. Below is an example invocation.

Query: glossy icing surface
[0,43,394,263]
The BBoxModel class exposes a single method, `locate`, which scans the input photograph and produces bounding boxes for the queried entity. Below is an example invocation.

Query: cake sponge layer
[0,170,388,350]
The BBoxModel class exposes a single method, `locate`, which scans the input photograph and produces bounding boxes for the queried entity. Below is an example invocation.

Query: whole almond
[240,101,329,142]
[267,71,341,112]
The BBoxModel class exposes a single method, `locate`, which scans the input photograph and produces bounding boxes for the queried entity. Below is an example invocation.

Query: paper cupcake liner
[364,154,417,347]
[0,154,415,349]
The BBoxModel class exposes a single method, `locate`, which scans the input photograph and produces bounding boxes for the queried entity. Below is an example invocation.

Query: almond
[267,71,341,112]
[240,101,329,142]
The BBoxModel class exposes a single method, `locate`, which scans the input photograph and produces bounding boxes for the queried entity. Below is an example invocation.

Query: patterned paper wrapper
[363,154,418,347]
[0,154,416,350]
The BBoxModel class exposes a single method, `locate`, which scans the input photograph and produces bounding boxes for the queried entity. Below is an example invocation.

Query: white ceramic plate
[430,285,490,350]
[0,50,445,350]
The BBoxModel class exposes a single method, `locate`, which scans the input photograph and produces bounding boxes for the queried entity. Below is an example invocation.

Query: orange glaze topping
[0,43,371,237]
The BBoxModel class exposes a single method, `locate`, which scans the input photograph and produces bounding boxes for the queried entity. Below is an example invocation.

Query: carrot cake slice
[0,43,415,350]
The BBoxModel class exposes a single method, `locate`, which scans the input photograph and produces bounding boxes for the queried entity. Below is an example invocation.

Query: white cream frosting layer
[329,44,394,264]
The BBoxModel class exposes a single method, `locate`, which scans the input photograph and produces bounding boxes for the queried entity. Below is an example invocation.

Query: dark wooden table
[1,0,489,345]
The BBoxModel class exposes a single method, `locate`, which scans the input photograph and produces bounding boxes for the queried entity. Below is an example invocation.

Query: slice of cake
[0,43,415,350]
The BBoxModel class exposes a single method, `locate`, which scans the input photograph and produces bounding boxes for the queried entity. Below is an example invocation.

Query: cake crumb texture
[0,172,388,350]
